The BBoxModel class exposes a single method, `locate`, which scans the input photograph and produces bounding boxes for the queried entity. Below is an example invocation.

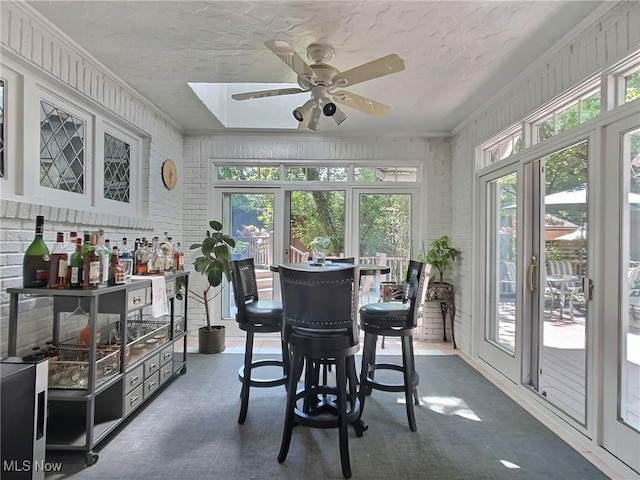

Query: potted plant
[188,220,235,354]
[422,235,460,284]
[309,236,331,265]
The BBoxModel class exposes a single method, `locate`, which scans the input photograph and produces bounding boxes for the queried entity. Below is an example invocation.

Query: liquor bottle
[82,234,100,289]
[173,242,184,272]
[48,232,69,289]
[23,215,51,288]
[149,237,163,274]
[135,238,148,275]
[68,237,83,289]
[109,246,127,285]
[67,231,78,254]
[119,237,134,283]
[96,229,110,287]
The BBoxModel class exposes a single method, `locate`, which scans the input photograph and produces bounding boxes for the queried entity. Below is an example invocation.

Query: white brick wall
[0,2,184,355]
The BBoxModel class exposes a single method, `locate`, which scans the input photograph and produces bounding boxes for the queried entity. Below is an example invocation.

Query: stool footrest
[363,363,419,393]
[238,359,288,388]
[293,386,361,429]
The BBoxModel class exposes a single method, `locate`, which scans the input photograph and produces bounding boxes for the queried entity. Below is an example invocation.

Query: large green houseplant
[423,235,460,284]
[189,220,235,354]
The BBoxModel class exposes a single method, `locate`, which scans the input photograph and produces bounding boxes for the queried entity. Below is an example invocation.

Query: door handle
[528,262,537,292]
[582,276,593,301]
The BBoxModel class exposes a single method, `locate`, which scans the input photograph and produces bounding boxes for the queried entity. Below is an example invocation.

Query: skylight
[188,83,304,130]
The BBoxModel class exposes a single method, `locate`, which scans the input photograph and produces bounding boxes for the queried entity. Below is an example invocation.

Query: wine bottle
[48,231,68,289]
[68,237,83,289]
[82,234,100,289]
[119,238,134,283]
[23,215,51,288]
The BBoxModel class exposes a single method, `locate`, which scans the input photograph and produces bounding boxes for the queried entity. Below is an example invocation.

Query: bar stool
[277,264,362,479]
[230,258,288,424]
[358,260,431,432]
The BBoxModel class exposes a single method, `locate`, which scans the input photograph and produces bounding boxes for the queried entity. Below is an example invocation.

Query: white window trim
[31,85,94,209]
[0,65,21,197]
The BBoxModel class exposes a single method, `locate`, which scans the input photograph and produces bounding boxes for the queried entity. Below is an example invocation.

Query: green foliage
[189,220,235,329]
[425,235,460,284]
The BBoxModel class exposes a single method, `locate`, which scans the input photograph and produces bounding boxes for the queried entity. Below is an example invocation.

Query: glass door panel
[226,192,275,317]
[603,116,640,473]
[287,190,346,262]
[358,193,411,282]
[622,126,640,432]
[538,140,589,425]
[487,173,518,352]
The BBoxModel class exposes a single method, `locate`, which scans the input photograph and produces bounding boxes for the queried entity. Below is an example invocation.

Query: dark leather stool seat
[277,264,362,479]
[358,260,431,432]
[231,258,288,424]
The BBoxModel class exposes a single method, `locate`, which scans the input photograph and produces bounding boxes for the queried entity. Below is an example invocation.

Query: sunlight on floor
[421,396,482,421]
[499,459,521,469]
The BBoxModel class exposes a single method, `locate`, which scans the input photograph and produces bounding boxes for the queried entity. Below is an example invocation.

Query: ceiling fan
[232,40,405,131]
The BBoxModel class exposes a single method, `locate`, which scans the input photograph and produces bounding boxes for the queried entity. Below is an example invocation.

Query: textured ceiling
[26,1,605,136]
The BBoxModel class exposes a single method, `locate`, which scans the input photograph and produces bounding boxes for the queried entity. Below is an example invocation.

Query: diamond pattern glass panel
[104,133,130,203]
[40,100,85,193]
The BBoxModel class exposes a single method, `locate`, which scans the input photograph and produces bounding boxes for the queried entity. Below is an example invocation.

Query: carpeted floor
[47,353,609,479]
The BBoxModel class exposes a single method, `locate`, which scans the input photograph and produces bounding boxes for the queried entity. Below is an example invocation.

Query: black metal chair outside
[358,260,431,432]
[277,263,362,479]
[230,258,288,424]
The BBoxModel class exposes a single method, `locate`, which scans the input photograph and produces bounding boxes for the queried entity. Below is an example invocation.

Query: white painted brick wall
[0,3,184,356]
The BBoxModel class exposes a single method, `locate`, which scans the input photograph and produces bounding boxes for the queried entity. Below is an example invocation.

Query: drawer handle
[132,295,142,304]
[130,394,140,405]
[130,374,139,385]
[163,352,171,360]
[149,362,157,370]
[148,380,157,389]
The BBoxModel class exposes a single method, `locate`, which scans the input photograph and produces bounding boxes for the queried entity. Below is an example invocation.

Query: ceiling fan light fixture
[308,105,322,131]
[293,108,304,122]
[322,102,337,117]
[332,107,347,126]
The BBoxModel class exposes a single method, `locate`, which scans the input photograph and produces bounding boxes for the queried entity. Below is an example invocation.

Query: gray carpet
[47,353,609,480]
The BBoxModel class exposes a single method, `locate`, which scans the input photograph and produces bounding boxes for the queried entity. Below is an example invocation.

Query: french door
[478,164,521,383]
[601,114,640,472]
[526,139,591,427]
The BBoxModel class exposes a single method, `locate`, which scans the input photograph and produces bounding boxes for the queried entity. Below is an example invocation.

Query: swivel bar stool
[358,260,431,432]
[277,263,362,479]
[230,258,288,424]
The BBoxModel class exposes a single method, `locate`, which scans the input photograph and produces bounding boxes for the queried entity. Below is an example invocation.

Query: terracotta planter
[198,325,225,354]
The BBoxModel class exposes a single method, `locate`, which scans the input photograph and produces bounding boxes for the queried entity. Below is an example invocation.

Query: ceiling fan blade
[331,54,405,88]
[231,87,306,101]
[264,40,315,79]
[332,90,390,117]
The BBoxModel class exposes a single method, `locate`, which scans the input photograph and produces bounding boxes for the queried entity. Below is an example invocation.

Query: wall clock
[162,159,178,190]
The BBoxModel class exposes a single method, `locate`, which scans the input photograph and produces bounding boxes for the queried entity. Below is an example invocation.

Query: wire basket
[126,319,170,366]
[48,338,120,390]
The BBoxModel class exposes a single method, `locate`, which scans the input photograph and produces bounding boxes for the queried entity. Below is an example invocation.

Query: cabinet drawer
[143,371,160,399]
[165,279,176,298]
[125,365,144,394]
[125,384,144,416]
[160,361,173,384]
[144,353,161,378]
[159,344,173,366]
[127,287,151,311]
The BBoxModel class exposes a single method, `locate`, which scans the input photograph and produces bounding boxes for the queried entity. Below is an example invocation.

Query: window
[217,165,280,181]
[482,131,523,166]
[104,132,130,203]
[286,166,348,182]
[535,89,600,142]
[40,100,86,193]
[354,167,418,182]
[625,70,640,103]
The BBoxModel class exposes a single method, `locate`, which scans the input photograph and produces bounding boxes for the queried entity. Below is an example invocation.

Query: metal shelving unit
[7,272,189,466]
